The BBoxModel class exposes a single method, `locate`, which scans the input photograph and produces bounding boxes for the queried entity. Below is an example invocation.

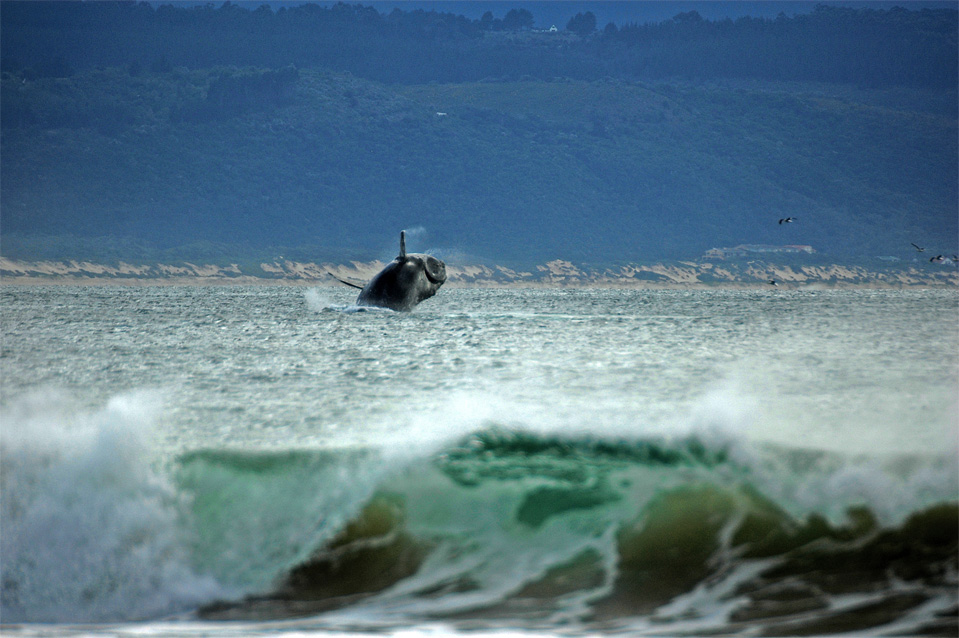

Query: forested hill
[2,2,956,88]
[1,2,957,267]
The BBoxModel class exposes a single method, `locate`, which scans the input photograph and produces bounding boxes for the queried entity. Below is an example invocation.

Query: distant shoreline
[2,279,952,290]
[1,257,956,288]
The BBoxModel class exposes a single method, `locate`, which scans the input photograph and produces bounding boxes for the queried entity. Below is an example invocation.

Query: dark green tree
[479,10,493,30]
[567,12,597,36]
[502,9,534,32]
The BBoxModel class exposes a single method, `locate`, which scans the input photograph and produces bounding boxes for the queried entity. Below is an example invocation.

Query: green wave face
[175,447,383,592]
[179,428,958,635]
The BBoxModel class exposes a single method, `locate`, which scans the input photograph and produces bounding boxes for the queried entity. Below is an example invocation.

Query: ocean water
[1,285,957,637]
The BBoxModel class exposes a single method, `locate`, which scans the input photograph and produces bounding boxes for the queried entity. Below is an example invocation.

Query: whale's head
[419,254,447,286]
[391,251,445,307]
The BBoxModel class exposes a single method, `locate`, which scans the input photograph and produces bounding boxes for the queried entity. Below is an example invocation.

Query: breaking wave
[0,391,222,622]
[192,428,958,635]
[2,391,956,636]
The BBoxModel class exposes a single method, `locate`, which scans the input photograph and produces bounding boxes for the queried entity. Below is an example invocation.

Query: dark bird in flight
[768,279,779,286]
[911,243,925,252]
[930,255,945,263]
[778,217,796,224]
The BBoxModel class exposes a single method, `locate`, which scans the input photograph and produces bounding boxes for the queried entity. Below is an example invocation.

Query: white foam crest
[686,378,759,436]
[675,377,958,523]
[788,457,959,525]
[305,288,395,314]
[375,391,503,464]
[374,383,957,528]
[374,382,751,467]
[304,287,334,312]
[0,390,222,622]
[326,303,396,314]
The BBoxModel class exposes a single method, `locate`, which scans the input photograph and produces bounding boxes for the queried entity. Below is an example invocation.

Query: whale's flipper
[328,272,365,290]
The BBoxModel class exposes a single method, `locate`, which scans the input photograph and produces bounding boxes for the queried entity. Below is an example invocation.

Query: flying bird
[768,279,779,286]
[930,255,945,263]
[911,243,925,252]
[778,217,796,224]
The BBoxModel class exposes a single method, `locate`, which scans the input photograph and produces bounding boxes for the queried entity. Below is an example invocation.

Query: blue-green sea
[2,286,957,636]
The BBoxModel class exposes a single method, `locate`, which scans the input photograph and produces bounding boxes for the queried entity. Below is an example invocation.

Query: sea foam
[0,390,222,622]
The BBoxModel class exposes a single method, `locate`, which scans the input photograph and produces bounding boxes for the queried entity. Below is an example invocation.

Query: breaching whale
[330,231,446,311]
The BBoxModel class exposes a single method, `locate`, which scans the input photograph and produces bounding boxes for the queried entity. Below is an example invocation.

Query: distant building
[704,244,815,259]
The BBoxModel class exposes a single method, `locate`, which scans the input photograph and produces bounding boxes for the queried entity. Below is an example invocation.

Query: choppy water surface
[2,286,957,636]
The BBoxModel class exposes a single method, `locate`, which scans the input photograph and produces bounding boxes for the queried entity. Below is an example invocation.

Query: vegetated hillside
[2,2,956,90]
[1,65,956,267]
[1,2,956,266]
